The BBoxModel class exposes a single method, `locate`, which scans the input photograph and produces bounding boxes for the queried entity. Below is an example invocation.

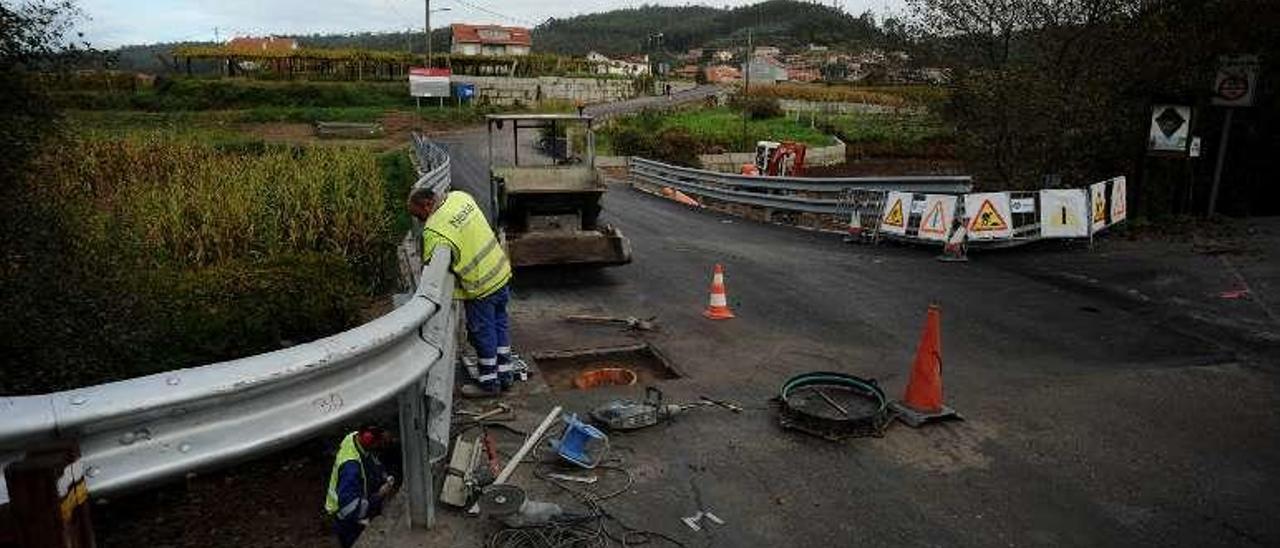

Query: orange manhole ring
[574,367,637,390]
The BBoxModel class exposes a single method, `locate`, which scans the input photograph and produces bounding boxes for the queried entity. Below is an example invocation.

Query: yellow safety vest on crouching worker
[325,432,367,518]
[422,191,512,300]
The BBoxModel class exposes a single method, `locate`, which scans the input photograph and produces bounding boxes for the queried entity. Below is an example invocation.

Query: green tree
[910,0,1279,217]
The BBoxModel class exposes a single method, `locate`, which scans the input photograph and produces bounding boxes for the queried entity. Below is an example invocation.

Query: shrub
[729,93,783,120]
[651,127,701,167]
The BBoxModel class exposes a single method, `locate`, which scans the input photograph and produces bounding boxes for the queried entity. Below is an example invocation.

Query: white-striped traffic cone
[703,264,735,320]
[937,221,968,262]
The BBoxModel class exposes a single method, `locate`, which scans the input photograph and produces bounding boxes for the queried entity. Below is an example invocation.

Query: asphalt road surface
[401,128,1280,547]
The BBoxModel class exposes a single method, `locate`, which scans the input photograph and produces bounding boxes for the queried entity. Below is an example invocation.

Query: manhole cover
[532,343,680,391]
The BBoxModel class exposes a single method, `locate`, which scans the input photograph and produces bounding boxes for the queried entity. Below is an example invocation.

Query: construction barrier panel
[918,195,958,242]
[1039,189,1090,238]
[964,192,1014,240]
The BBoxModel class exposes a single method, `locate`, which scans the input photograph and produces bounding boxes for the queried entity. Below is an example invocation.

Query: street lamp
[426,5,452,65]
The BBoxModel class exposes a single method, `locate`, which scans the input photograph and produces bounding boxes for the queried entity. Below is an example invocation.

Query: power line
[448,0,537,26]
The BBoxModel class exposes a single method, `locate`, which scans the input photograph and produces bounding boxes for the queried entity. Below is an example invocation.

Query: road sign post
[1207,55,1257,217]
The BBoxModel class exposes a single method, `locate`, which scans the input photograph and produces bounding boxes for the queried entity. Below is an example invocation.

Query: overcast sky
[75,0,909,48]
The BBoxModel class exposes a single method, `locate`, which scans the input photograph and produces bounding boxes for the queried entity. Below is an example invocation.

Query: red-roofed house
[705,65,741,83]
[450,24,531,56]
[226,36,298,53]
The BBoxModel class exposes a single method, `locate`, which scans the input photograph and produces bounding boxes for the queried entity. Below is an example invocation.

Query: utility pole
[425,0,431,67]
[742,29,752,151]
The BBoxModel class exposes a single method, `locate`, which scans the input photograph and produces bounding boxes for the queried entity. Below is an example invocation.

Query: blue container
[551,414,609,468]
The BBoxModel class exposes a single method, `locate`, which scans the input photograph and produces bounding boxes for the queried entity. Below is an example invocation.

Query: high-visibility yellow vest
[421,191,511,300]
[325,432,366,516]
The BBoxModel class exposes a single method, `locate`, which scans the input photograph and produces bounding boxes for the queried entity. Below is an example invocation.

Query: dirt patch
[94,439,336,548]
[532,343,680,392]
[237,122,318,144]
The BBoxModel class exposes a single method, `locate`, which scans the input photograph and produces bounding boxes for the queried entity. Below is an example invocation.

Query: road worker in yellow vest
[325,427,395,548]
[408,187,514,397]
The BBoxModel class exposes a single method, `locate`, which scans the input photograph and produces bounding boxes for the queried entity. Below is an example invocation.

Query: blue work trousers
[465,284,512,388]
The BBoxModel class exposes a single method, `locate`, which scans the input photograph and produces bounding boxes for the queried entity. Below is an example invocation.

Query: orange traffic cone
[671,189,702,208]
[844,208,864,243]
[890,304,961,427]
[703,264,735,320]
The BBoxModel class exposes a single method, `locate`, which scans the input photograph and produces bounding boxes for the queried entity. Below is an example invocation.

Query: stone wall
[778,99,920,115]
[452,75,638,107]
[698,139,847,172]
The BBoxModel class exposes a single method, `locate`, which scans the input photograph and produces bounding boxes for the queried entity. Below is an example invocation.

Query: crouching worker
[326,427,396,548]
[408,188,514,397]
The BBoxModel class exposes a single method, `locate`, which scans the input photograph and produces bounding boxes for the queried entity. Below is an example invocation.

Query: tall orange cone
[890,304,961,427]
[703,264,735,320]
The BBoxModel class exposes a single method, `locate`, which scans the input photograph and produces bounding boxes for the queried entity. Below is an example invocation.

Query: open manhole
[531,343,681,391]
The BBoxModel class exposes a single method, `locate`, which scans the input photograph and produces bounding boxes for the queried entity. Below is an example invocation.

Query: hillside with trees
[107,1,901,73]
[534,1,889,56]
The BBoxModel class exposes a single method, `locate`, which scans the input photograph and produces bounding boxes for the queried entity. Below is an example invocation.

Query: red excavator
[741,140,807,176]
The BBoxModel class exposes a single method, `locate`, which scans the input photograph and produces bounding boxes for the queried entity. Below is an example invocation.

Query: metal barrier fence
[631,156,1125,248]
[839,180,1126,248]
[0,137,461,531]
[629,156,973,231]
[413,133,451,198]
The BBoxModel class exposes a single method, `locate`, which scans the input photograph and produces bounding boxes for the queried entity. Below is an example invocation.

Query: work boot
[460,382,501,399]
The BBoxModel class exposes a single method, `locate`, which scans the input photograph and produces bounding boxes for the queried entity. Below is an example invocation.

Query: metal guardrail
[413,133,451,199]
[631,157,974,195]
[1,136,461,531]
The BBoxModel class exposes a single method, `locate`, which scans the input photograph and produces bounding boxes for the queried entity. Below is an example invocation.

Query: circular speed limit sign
[1218,74,1250,101]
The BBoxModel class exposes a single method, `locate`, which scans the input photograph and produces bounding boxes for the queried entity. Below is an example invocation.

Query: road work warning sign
[1090,181,1109,233]
[918,194,957,242]
[964,193,1012,240]
[881,191,910,235]
[1039,189,1089,238]
[1110,176,1127,223]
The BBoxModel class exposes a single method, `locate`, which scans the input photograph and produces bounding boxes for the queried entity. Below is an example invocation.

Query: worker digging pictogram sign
[917,194,957,242]
[964,193,1012,240]
[880,191,910,235]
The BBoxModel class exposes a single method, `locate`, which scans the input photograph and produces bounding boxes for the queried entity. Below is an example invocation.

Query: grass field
[664,108,836,148]
[748,83,949,110]
[599,107,835,158]
[819,110,955,157]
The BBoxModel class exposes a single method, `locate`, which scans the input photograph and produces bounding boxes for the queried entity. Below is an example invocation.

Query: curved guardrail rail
[413,133,451,198]
[1,137,460,530]
[631,157,973,196]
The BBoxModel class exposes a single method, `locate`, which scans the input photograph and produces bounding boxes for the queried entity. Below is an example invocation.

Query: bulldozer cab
[488,113,598,192]
[485,114,630,268]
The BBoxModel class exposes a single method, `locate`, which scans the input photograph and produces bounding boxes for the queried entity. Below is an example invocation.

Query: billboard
[410,67,451,98]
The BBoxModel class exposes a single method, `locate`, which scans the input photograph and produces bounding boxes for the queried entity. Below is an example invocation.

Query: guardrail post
[397,377,429,529]
[421,304,458,530]
[4,441,94,548]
